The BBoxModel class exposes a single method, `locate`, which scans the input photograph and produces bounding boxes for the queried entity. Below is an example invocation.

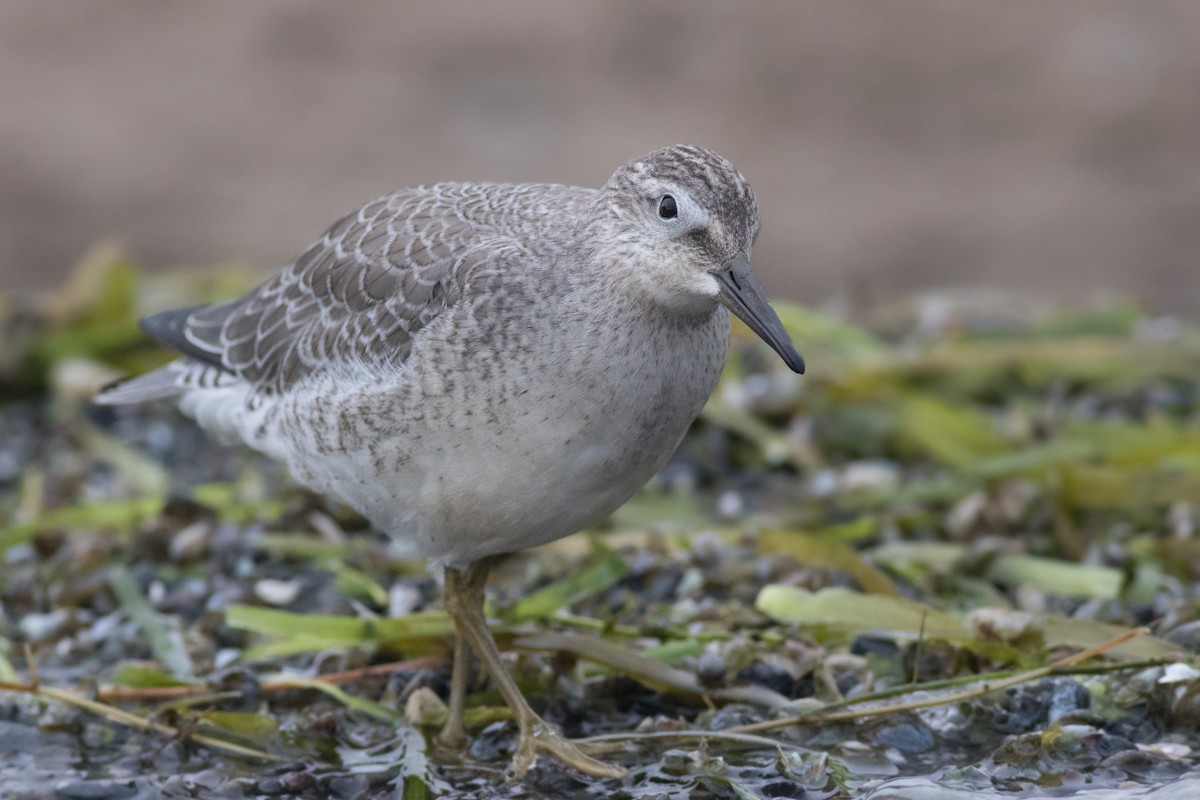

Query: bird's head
[595,144,804,374]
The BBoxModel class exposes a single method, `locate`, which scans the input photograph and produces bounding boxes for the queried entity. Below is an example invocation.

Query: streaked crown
[604,144,759,255]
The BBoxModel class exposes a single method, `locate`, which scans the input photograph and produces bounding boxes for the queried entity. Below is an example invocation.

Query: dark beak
[714,253,805,374]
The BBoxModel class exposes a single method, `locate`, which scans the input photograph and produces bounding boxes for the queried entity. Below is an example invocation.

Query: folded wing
[97,185,526,404]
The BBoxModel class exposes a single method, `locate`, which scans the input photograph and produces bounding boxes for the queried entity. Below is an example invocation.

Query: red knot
[97,144,804,778]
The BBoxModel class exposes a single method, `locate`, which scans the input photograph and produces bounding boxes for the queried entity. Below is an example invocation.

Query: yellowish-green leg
[436,634,469,751]
[442,560,626,780]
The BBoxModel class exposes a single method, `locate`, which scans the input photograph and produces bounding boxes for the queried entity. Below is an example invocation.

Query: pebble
[254,578,301,606]
[874,721,935,754]
[1164,619,1200,651]
[696,650,727,687]
[19,609,69,641]
[53,780,137,800]
[168,519,214,561]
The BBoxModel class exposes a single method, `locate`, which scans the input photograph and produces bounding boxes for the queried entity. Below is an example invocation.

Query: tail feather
[93,367,185,405]
[96,302,234,406]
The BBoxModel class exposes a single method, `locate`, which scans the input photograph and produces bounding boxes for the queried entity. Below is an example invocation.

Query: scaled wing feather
[175,190,503,392]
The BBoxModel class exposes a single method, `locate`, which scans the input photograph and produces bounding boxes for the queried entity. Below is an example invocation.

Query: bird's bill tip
[715,254,805,374]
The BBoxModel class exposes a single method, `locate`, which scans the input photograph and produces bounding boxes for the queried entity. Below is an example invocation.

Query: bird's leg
[435,634,470,751]
[442,560,626,781]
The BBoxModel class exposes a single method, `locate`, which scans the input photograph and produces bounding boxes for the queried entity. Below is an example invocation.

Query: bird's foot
[434,719,469,755]
[510,719,627,781]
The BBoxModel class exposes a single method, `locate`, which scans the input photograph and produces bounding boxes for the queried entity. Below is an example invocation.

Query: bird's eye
[658,195,678,219]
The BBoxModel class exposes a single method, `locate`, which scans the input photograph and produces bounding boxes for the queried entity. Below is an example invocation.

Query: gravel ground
[2,271,1200,798]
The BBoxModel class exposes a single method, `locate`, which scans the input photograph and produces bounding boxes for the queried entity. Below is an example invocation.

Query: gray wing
[103,184,548,403]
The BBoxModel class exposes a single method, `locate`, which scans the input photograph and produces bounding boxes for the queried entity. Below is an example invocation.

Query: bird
[95,144,804,779]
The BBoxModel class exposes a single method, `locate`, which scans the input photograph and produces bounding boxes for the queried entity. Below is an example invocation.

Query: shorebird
[96,145,804,779]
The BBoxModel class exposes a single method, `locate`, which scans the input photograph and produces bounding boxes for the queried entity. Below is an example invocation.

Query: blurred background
[2,0,1199,311]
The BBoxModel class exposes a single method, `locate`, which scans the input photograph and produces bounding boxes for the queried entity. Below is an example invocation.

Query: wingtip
[139,304,228,369]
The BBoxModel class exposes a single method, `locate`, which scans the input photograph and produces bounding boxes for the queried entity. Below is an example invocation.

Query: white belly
[216,302,730,568]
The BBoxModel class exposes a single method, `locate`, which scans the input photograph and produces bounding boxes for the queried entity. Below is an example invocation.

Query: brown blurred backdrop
[2,1,1198,311]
